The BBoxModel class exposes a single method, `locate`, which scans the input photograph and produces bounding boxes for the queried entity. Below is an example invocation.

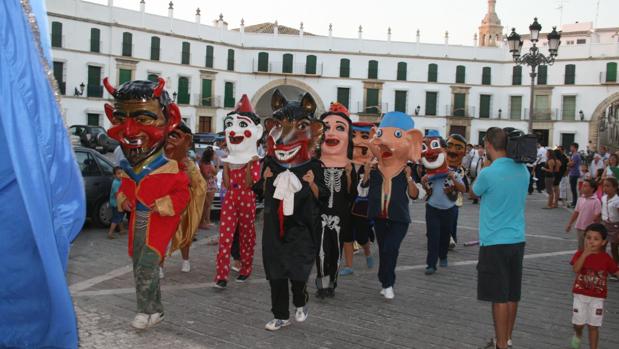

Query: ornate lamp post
[507,18,561,133]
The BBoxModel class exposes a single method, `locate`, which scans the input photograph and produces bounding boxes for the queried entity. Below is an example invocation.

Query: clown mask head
[368,112,422,178]
[320,102,352,168]
[352,122,374,165]
[265,90,323,168]
[223,94,264,165]
[421,136,449,177]
[104,78,180,167]
[164,123,192,164]
[446,134,467,168]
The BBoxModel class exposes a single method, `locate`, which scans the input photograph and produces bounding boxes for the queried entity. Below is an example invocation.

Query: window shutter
[454,93,466,116]
[87,66,102,97]
[365,88,379,114]
[512,66,522,85]
[282,53,293,73]
[51,22,62,47]
[90,28,100,52]
[118,69,132,85]
[606,62,617,83]
[510,96,522,120]
[181,42,190,65]
[337,88,350,109]
[479,95,491,118]
[205,46,214,68]
[425,92,437,115]
[147,74,159,82]
[258,52,269,72]
[565,64,576,85]
[397,62,407,81]
[482,67,491,85]
[428,64,438,82]
[562,96,576,121]
[368,60,378,79]
[456,65,466,84]
[122,32,132,57]
[224,82,235,107]
[150,37,160,61]
[227,49,235,71]
[537,65,547,85]
[306,55,317,74]
[394,91,407,112]
[201,79,212,106]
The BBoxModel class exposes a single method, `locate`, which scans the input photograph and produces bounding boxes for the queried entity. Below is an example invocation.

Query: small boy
[570,223,619,349]
[566,179,601,250]
[107,166,125,239]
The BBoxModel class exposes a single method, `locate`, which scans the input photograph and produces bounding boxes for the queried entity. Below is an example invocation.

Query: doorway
[533,129,549,147]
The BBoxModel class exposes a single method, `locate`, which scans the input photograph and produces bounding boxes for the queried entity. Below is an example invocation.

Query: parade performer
[367,111,422,299]
[445,134,470,249]
[340,122,376,276]
[162,123,207,275]
[214,95,263,288]
[104,78,190,329]
[256,90,327,330]
[421,134,466,275]
[315,102,356,298]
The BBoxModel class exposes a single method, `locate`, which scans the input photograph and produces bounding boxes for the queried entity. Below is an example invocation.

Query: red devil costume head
[104,78,181,167]
[421,133,449,177]
[319,102,353,168]
[264,89,324,168]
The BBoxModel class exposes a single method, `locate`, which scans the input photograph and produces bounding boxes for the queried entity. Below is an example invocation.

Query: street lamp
[172,91,178,102]
[507,18,561,133]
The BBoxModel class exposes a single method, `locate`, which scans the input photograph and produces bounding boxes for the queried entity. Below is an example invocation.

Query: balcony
[445,105,475,118]
[252,61,323,76]
[121,43,133,57]
[600,71,618,84]
[356,102,389,116]
[57,81,66,95]
[87,84,103,98]
[198,95,222,108]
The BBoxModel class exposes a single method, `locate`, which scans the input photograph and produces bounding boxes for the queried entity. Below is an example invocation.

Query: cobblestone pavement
[68,193,619,348]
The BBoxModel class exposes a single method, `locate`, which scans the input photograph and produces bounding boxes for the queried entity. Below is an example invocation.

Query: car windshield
[90,127,106,135]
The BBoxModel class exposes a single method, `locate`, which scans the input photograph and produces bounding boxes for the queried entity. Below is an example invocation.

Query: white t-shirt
[537,147,547,163]
[602,194,619,223]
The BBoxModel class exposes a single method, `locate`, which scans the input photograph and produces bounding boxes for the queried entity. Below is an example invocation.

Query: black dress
[256,158,328,282]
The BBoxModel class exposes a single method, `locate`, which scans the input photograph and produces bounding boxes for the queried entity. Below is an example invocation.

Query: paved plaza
[68,193,619,348]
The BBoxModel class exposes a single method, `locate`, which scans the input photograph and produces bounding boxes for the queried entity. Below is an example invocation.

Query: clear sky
[88,0,618,45]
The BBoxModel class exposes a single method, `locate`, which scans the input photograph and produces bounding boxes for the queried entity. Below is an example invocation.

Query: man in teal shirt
[473,127,529,349]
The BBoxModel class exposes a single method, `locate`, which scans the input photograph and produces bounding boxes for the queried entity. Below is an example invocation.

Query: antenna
[594,0,601,28]
[556,0,568,26]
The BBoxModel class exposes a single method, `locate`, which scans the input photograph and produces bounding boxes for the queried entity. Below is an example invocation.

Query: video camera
[503,127,538,163]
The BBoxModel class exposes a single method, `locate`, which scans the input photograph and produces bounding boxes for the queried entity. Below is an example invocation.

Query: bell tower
[478,0,504,47]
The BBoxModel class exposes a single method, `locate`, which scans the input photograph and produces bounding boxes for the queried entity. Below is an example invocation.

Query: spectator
[199,147,218,229]
[565,179,601,250]
[542,149,559,209]
[107,166,125,239]
[602,153,618,179]
[472,127,529,349]
[534,143,547,193]
[468,146,484,204]
[598,145,610,162]
[557,147,570,207]
[601,177,619,269]
[568,143,582,208]
[590,154,605,179]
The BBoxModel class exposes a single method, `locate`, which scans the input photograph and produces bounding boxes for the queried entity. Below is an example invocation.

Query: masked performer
[255,90,327,330]
[214,95,263,288]
[340,122,376,276]
[160,123,206,275]
[446,134,470,249]
[420,135,466,275]
[367,112,422,300]
[314,102,356,298]
[104,78,190,330]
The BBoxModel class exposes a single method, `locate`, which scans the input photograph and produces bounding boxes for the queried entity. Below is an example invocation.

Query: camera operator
[472,127,529,349]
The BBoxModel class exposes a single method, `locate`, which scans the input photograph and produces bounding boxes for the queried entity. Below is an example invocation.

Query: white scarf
[273,170,302,216]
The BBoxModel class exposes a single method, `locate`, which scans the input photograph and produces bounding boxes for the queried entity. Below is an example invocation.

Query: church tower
[478,0,504,47]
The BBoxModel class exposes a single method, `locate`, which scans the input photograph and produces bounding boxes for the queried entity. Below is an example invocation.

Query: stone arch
[251,78,327,118]
[589,92,619,149]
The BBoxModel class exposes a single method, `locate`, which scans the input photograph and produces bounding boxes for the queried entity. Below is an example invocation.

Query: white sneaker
[295,306,308,322]
[383,287,394,300]
[147,312,164,327]
[380,288,385,295]
[158,267,164,279]
[264,318,290,331]
[181,260,191,273]
[131,313,150,329]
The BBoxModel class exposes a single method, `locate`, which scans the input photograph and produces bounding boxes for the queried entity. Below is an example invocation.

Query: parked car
[69,125,119,154]
[74,146,114,227]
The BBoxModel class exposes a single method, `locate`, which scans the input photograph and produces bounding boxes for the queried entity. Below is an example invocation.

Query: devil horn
[103,77,116,96]
[153,77,165,98]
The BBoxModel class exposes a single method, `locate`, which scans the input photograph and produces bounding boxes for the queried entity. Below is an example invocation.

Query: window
[561,133,576,150]
[118,69,131,85]
[177,77,190,105]
[510,96,522,120]
[576,39,586,45]
[51,21,62,48]
[90,28,100,53]
[199,116,212,133]
[306,55,317,74]
[534,95,550,120]
[562,95,576,121]
[479,95,491,118]
[337,88,350,109]
[282,53,293,73]
[565,64,576,85]
[181,42,190,65]
[53,62,65,95]
[394,90,407,113]
[425,91,437,116]
[87,65,102,98]
[147,73,159,82]
[428,63,438,82]
[224,82,235,108]
[87,113,100,126]
[258,52,269,72]
[397,62,407,81]
[365,88,379,114]
[478,131,487,146]
[205,45,214,68]
[122,32,132,57]
[537,65,547,85]
[227,49,235,71]
[606,62,617,82]
[339,58,350,78]
[201,79,212,106]
[75,151,100,177]
[150,36,160,61]
[455,65,466,84]
[481,67,491,85]
[512,66,522,85]
[368,60,378,79]
[453,93,466,116]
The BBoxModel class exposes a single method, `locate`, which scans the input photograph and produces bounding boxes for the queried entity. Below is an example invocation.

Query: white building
[47,0,619,149]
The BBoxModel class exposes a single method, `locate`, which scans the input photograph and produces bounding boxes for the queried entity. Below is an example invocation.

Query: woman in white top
[602,153,618,179]
[602,177,619,267]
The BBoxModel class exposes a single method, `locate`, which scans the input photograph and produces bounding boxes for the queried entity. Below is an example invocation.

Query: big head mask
[320,102,352,168]
[104,78,180,167]
[223,94,263,165]
[446,134,467,168]
[352,122,374,165]
[421,134,449,177]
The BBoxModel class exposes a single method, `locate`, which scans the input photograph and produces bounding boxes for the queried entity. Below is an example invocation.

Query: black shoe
[325,288,335,298]
[236,275,249,283]
[213,280,227,289]
[472,199,478,204]
[315,288,326,299]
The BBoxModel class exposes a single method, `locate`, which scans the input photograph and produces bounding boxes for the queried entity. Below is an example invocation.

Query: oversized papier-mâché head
[223,94,264,165]
[164,122,192,164]
[369,111,423,177]
[446,134,467,168]
[104,78,181,167]
[352,122,375,165]
[265,89,324,167]
[421,132,449,177]
[320,102,352,168]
